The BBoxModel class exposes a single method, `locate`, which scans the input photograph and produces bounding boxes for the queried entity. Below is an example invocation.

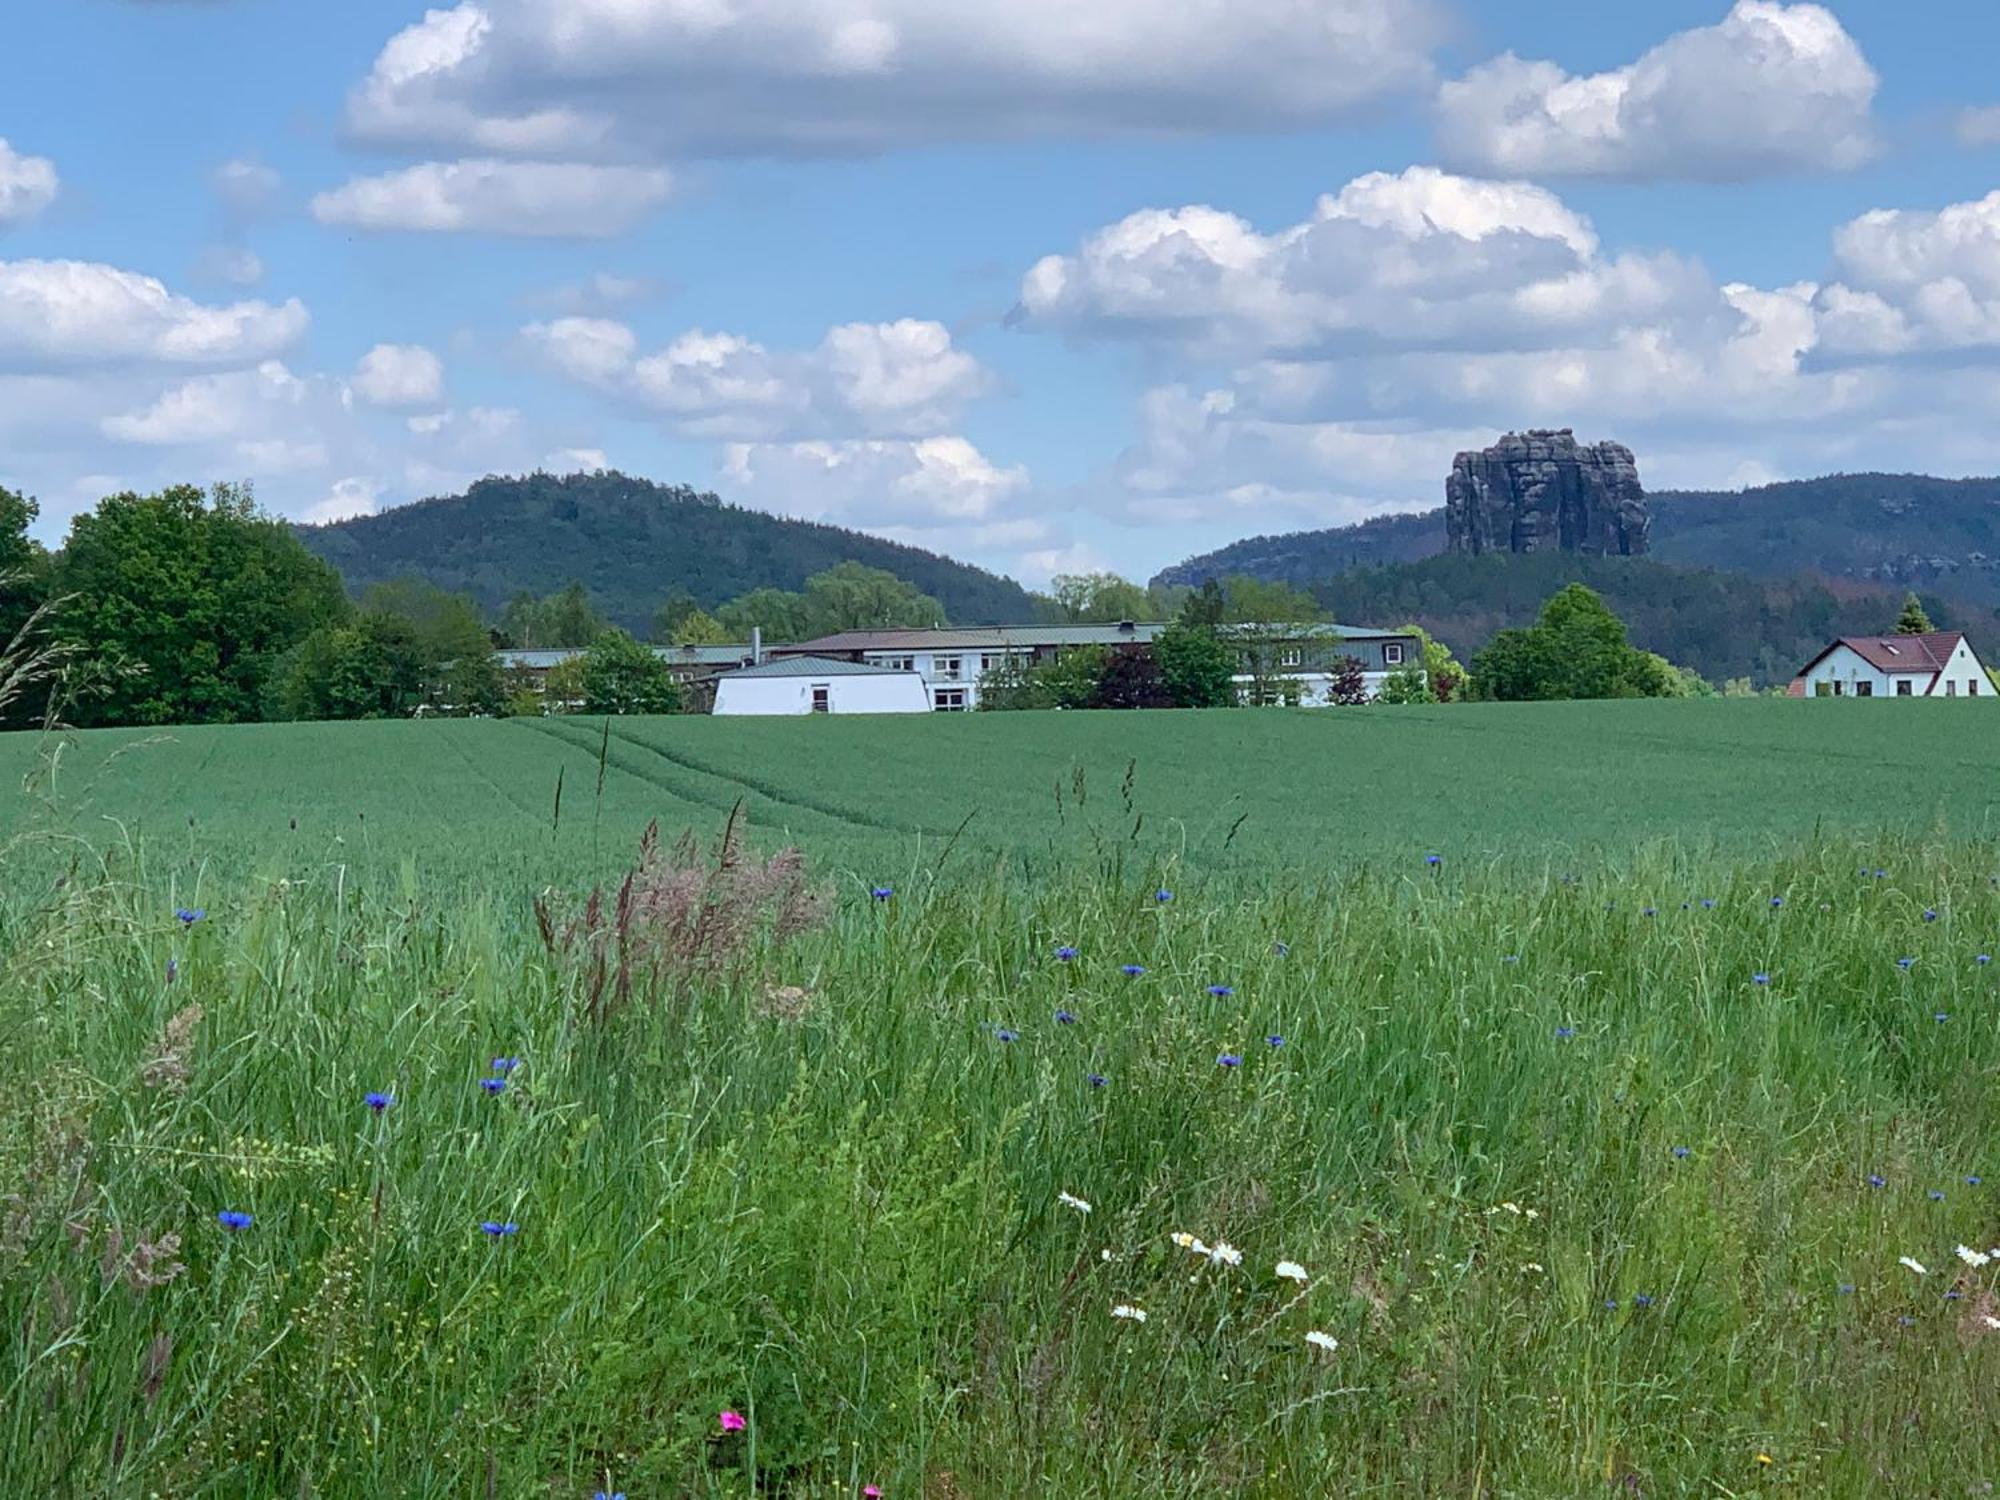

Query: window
[1815,682,1834,697]
[1384,642,1406,666]
[810,686,830,713]
[1855,681,1873,697]
[933,687,967,711]
[873,653,915,672]
[1896,679,1913,696]
[934,654,962,682]
[1973,678,1982,697]
[1831,681,1844,696]
[1279,647,1302,668]
[1947,680,1957,697]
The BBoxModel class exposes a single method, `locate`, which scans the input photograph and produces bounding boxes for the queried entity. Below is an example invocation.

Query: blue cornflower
[1155,888,1173,904]
[490,1056,520,1073]
[1968,1175,1984,1186]
[1266,1034,1285,1048]
[1501,954,1520,964]
[595,1493,626,1500]
[216,1210,252,1231]
[1086,1073,1107,1088]
[1838,1283,1855,1295]
[994,1027,1018,1043]
[480,1221,519,1237]
[1770,896,1784,909]
[1672,1145,1691,1159]
[1924,909,1939,922]
[1752,973,1770,986]
[1273,941,1289,957]
[1425,853,1441,866]
[1055,945,1078,961]
[871,885,894,902]
[1700,898,1716,910]
[1897,957,1915,970]
[1555,1026,1576,1040]
[1603,1299,1618,1310]
[1898,1315,1915,1326]
[1217,1053,1243,1068]
[1867,1173,1886,1188]
[364,1091,393,1113]
[165,957,178,984]
[1979,955,1993,965]
[1054,1009,1077,1026]
[479,1077,506,1095]
[1947,1289,1964,1301]
[1928,1189,1946,1202]
[175,907,205,926]
[1206,984,1235,998]
[1875,869,1888,879]
[1641,907,1657,918]
[1632,1294,1654,1308]
[1936,1012,1950,1023]
[1121,964,1146,978]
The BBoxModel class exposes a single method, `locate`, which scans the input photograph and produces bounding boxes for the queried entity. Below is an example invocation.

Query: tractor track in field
[520,716,974,848]
[446,730,542,825]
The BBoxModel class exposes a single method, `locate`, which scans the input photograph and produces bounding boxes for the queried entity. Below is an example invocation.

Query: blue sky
[8,1,2000,588]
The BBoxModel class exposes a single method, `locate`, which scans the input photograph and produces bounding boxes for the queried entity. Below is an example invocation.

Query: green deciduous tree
[1375,663,1436,705]
[580,630,683,715]
[269,613,431,721]
[1046,572,1154,624]
[1154,619,1237,708]
[667,609,732,646]
[500,581,605,648]
[1472,583,1697,702]
[716,563,943,643]
[52,482,349,726]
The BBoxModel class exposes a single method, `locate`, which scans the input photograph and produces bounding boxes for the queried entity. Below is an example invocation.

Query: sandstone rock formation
[1445,430,1650,557]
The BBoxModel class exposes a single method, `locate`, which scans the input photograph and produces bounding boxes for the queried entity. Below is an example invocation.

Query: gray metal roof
[717,655,919,679]
[790,621,1414,653]
[497,644,765,670]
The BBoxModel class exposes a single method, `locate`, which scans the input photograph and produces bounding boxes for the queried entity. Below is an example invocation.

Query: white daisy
[1304,1330,1338,1353]
[1899,1256,1928,1276]
[1208,1241,1243,1267]
[1275,1260,1309,1284]
[1111,1304,1147,1322]
[1057,1191,1091,1215]
[1956,1244,1992,1268]
[1983,1316,2000,1330]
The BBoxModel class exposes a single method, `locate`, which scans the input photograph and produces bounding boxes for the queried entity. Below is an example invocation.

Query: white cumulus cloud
[0,259,307,366]
[525,316,989,440]
[721,435,1028,526]
[1435,2,1878,181]
[310,159,671,237]
[0,139,59,227]
[351,343,446,407]
[344,0,1443,159]
[304,477,385,525]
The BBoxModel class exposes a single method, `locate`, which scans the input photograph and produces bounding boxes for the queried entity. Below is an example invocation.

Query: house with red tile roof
[1791,632,1992,699]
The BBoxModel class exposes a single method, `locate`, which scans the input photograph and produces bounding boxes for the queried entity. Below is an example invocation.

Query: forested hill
[1313,553,1989,688]
[1154,472,2000,609]
[299,470,1038,630]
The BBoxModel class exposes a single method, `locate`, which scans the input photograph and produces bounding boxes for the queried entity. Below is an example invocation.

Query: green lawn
[3,700,1997,889]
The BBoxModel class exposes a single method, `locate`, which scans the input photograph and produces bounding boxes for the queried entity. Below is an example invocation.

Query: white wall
[1234,671,1395,705]
[713,673,932,715]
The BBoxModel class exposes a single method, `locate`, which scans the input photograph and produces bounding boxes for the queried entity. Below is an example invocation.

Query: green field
[3,699,1998,890]
[6,704,2000,1497]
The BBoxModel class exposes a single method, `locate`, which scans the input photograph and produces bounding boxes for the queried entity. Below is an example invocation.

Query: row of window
[1818,678,1980,697]
[809,685,969,712]
[870,644,1410,678]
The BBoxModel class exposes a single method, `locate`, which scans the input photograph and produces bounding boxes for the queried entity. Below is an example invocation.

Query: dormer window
[1883,644,1900,655]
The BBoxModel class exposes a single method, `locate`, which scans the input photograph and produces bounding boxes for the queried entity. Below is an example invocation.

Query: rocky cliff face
[1445,430,1650,557]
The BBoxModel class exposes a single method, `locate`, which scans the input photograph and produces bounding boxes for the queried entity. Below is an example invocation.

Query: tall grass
[3,828,2000,1496]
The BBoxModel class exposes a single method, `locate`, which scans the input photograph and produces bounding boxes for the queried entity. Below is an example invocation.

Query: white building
[1792,632,1992,699]
[781,622,1423,710]
[711,655,932,715]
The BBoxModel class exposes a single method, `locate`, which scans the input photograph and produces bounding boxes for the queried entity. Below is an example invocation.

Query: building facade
[780,622,1423,710]
[711,656,932,715]
[1793,632,1992,699]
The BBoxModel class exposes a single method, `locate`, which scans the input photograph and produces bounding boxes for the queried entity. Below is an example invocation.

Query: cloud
[344,0,1442,159]
[1957,106,2000,148]
[310,159,671,237]
[0,259,307,367]
[721,435,1028,527]
[1435,2,1878,181]
[527,271,663,315]
[1814,192,2000,356]
[196,246,265,287]
[212,156,283,219]
[544,446,607,472]
[351,343,446,407]
[524,316,989,439]
[0,139,60,227]
[1017,166,1702,358]
[303,477,385,525]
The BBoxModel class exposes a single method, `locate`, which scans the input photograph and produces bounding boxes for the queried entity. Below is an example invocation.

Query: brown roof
[1796,631,1964,680]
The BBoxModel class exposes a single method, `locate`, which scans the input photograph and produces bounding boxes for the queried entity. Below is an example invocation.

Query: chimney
[752,626,763,666]
[1117,619,1136,633]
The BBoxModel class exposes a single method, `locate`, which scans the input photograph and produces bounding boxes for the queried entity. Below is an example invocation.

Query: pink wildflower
[864,1489,883,1498]
[719,1409,747,1433]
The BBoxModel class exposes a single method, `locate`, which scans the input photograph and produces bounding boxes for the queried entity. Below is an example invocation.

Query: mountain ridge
[298,469,1039,631]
